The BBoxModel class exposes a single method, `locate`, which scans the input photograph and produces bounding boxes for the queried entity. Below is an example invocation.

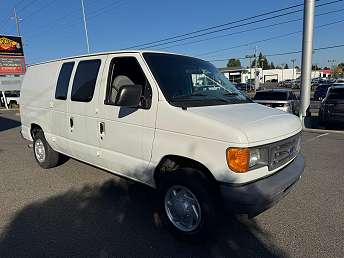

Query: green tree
[337,63,344,68]
[270,62,275,69]
[312,64,321,70]
[284,64,289,69]
[334,62,344,76]
[227,58,241,67]
[251,52,270,69]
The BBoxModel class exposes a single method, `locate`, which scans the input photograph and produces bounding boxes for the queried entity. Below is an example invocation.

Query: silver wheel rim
[164,185,201,232]
[34,139,46,163]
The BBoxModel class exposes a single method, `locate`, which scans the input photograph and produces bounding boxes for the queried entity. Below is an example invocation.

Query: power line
[123,2,305,49]
[122,0,343,50]
[207,43,344,62]
[21,0,57,24]
[0,0,39,32]
[16,0,39,13]
[0,0,26,24]
[162,8,344,54]
[23,0,125,38]
[198,16,344,59]
[88,0,124,20]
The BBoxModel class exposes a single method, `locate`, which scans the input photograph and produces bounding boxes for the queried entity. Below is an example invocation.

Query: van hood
[157,102,302,146]
[187,103,302,144]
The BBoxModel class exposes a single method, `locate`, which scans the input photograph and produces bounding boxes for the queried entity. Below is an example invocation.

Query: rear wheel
[158,168,218,241]
[33,130,60,169]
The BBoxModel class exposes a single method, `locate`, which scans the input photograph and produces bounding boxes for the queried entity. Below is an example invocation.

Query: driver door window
[106,57,152,109]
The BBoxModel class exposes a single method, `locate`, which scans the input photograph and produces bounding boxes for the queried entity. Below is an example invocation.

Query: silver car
[253,89,300,115]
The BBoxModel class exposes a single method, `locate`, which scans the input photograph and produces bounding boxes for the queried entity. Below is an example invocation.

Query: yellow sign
[0,37,19,51]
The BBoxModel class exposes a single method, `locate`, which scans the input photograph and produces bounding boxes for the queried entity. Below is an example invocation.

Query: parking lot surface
[0,110,343,258]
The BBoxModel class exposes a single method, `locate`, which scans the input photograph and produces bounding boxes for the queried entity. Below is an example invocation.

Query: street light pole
[12,7,22,36]
[80,0,90,54]
[300,0,315,123]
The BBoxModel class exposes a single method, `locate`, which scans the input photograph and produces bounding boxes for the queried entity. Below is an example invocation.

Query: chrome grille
[268,134,301,171]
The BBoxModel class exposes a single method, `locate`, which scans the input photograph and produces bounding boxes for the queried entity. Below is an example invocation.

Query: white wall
[221,68,326,83]
[0,75,23,91]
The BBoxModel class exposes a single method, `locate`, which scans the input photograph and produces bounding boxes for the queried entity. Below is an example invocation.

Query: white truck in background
[0,91,20,108]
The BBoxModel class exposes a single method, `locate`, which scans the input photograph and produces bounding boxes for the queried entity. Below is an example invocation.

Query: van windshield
[143,53,251,107]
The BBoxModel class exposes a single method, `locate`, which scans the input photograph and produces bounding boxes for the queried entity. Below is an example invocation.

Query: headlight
[226,147,268,173]
[249,148,268,168]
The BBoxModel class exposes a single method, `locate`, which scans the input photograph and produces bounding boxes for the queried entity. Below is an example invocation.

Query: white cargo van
[20,51,304,240]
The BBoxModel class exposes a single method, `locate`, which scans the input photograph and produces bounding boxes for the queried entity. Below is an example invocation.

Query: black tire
[33,130,60,169]
[158,168,218,242]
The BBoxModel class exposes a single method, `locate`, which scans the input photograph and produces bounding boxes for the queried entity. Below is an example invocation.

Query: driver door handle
[99,122,105,135]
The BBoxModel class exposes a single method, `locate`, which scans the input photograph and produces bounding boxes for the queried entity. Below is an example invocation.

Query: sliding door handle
[99,122,105,135]
[69,117,74,128]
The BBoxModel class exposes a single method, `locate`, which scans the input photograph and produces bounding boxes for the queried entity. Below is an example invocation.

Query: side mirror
[115,84,142,108]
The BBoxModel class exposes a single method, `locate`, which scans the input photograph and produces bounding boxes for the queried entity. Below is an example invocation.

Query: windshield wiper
[223,92,239,96]
[173,92,208,99]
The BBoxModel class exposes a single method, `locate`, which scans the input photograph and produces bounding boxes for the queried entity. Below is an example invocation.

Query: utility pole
[291,58,296,80]
[260,59,264,84]
[12,7,22,36]
[254,46,259,92]
[300,0,315,123]
[80,0,90,53]
[3,7,22,110]
[328,59,336,77]
[249,56,252,84]
[281,64,285,82]
[245,54,254,85]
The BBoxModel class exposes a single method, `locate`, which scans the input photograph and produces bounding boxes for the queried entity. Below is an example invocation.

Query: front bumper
[219,154,305,217]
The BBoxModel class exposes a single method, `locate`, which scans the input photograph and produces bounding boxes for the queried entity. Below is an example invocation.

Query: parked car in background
[335,78,344,84]
[235,83,253,92]
[0,91,20,108]
[279,79,292,88]
[20,51,304,240]
[253,89,300,115]
[319,85,344,126]
[313,83,332,101]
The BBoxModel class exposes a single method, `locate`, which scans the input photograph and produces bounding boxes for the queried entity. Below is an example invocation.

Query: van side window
[105,57,152,109]
[55,62,74,100]
[71,59,101,102]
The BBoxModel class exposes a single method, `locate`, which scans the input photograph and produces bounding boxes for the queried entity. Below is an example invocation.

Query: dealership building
[219,66,331,83]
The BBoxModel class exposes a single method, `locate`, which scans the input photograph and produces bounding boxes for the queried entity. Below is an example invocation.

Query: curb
[0,108,20,111]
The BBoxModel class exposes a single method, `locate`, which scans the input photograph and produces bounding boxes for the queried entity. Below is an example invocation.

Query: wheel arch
[30,123,43,139]
[154,155,218,189]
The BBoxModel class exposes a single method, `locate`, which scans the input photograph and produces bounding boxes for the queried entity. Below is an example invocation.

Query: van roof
[29,50,191,66]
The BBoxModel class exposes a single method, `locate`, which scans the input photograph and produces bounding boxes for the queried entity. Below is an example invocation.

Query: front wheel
[158,169,218,241]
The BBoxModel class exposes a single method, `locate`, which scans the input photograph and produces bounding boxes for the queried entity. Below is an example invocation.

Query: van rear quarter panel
[20,62,60,138]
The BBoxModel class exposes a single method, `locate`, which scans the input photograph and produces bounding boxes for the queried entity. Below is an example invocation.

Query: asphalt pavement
[0,110,343,258]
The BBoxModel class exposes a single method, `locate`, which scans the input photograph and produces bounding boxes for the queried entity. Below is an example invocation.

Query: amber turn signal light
[226,148,249,173]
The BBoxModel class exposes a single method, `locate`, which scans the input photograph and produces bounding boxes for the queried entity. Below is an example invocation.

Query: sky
[0,0,343,68]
